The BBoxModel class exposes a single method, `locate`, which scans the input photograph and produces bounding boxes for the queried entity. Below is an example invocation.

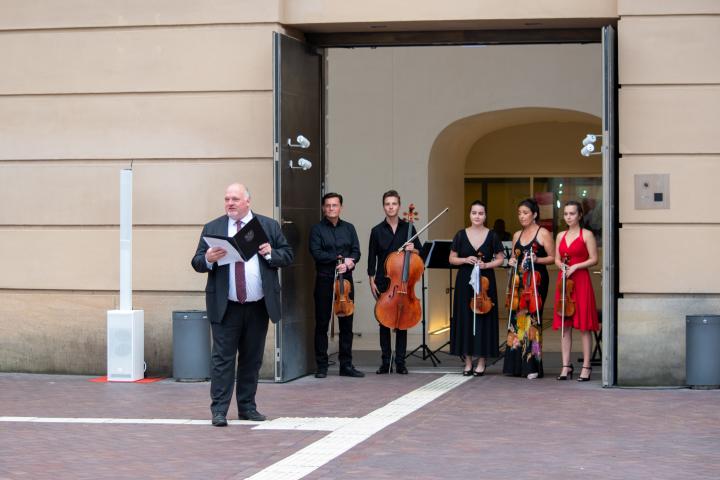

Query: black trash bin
[172,310,211,382]
[686,315,720,389]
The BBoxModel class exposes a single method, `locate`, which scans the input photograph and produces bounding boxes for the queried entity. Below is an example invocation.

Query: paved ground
[1,359,718,480]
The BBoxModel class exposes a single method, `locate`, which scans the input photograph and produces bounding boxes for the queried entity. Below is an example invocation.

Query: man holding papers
[191,183,293,427]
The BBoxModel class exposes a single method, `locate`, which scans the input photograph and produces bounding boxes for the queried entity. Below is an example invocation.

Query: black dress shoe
[315,370,327,378]
[211,413,228,427]
[396,365,409,375]
[339,366,365,377]
[376,365,390,374]
[238,409,266,421]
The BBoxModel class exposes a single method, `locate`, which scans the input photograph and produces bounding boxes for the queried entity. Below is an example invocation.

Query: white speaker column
[107,168,144,381]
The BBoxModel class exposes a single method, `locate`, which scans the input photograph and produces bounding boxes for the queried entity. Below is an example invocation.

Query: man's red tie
[235,221,247,303]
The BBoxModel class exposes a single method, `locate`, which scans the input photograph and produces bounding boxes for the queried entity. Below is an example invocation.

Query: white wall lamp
[287,134,311,149]
[580,134,603,157]
[289,157,313,170]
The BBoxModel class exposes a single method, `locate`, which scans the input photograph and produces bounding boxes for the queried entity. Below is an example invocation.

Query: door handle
[592,271,602,275]
[281,220,294,225]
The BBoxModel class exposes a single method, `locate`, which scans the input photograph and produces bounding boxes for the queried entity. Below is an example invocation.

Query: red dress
[552,229,599,332]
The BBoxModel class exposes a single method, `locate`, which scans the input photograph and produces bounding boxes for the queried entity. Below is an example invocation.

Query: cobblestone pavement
[1,369,718,480]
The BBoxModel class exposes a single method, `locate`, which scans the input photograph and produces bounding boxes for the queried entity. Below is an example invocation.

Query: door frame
[277,25,620,385]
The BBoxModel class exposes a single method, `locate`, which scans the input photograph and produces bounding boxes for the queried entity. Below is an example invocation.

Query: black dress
[450,229,504,358]
[502,228,549,378]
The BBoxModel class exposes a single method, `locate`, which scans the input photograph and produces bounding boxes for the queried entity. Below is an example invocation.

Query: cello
[374,204,424,331]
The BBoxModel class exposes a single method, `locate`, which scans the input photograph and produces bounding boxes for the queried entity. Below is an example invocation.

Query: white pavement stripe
[0,417,262,426]
[245,373,471,480]
[252,417,356,431]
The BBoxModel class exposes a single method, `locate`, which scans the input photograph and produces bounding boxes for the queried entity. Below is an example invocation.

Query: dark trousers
[210,300,269,416]
[376,281,407,367]
[379,325,407,367]
[314,274,354,371]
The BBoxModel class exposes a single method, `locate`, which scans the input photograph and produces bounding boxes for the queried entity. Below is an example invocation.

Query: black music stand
[424,240,456,357]
[406,242,441,366]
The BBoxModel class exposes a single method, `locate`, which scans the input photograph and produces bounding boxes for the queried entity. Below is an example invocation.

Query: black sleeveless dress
[450,229,504,358]
[502,228,549,378]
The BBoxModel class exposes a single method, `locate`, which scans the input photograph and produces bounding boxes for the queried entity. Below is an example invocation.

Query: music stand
[406,242,441,366]
[425,240,456,357]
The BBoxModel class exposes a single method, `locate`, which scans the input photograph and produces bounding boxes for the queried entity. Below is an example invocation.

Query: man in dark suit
[191,183,293,427]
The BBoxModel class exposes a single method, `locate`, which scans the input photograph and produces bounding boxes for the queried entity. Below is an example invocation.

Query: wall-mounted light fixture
[289,157,312,170]
[580,133,603,157]
[287,134,310,149]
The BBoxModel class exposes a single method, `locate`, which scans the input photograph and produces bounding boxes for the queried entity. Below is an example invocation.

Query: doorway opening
[275,29,617,384]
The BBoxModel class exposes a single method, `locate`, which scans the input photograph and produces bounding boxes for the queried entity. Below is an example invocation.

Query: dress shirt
[367,219,422,281]
[229,212,263,302]
[309,217,361,277]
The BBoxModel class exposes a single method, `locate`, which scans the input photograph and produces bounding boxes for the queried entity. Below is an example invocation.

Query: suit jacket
[191,213,293,324]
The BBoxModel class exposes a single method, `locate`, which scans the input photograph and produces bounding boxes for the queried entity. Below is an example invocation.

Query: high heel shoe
[577,366,592,382]
[556,364,574,380]
[462,368,473,376]
[473,368,485,377]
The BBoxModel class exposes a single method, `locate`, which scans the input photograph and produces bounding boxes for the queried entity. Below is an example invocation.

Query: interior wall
[465,121,602,177]
[326,44,602,337]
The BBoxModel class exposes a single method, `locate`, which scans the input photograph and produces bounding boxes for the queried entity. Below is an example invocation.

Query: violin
[374,204,424,330]
[555,253,575,318]
[333,255,354,317]
[469,253,494,315]
[504,248,521,311]
[518,245,543,314]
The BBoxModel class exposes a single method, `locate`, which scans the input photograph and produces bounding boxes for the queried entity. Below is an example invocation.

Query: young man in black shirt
[367,190,422,374]
[309,192,364,378]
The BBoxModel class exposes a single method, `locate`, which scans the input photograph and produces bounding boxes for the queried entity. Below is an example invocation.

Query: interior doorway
[275,27,617,384]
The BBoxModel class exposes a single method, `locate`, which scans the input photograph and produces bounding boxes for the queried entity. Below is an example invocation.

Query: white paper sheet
[202,237,243,266]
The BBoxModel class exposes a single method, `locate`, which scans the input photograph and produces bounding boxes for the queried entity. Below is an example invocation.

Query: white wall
[326,43,602,337]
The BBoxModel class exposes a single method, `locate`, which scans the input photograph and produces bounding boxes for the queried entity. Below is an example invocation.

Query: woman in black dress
[503,198,555,379]
[449,201,505,376]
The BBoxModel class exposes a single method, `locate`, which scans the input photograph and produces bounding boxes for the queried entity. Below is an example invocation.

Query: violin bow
[396,207,449,252]
[561,254,567,339]
[529,246,542,327]
[472,263,478,337]
[506,257,518,331]
[472,250,483,337]
[329,256,342,338]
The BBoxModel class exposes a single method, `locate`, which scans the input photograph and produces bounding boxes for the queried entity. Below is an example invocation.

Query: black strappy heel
[556,364,574,381]
[577,366,592,382]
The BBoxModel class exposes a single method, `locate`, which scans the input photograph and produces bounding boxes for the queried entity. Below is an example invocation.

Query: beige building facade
[1,0,718,385]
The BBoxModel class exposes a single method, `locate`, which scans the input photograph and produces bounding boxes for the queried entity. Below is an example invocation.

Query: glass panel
[533,177,603,243]
[465,178,530,236]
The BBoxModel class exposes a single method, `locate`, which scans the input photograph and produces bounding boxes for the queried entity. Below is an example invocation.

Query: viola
[518,246,543,314]
[555,253,575,318]
[374,204,424,330]
[504,248,521,311]
[333,256,354,317]
[470,253,494,315]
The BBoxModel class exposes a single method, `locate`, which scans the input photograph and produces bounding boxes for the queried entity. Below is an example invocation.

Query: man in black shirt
[309,192,364,378]
[367,190,422,374]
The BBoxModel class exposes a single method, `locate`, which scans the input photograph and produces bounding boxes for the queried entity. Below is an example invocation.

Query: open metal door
[601,25,618,387]
[273,32,323,382]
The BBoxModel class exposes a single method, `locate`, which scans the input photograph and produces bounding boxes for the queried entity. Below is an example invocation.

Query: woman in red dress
[553,201,599,382]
